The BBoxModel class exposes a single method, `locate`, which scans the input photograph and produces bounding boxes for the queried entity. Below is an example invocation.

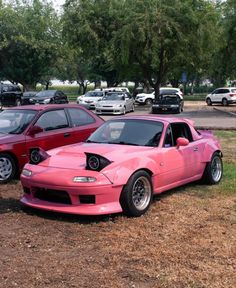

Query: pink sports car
[20,116,223,217]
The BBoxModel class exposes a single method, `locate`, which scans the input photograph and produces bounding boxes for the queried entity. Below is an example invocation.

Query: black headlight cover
[85,153,112,171]
[29,147,50,165]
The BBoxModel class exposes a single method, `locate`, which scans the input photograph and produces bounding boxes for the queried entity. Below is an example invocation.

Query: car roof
[4,104,86,112]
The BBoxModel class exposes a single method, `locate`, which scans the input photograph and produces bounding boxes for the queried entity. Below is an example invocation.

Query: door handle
[64,133,70,137]
[193,147,198,152]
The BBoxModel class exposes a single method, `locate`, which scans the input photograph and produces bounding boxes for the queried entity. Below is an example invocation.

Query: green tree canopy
[0,0,61,90]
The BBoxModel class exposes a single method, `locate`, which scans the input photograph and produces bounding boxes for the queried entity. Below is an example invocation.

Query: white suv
[135,87,183,105]
[206,87,236,106]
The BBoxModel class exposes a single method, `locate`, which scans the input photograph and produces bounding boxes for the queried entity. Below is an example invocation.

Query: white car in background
[135,87,183,105]
[95,92,134,115]
[77,90,105,109]
[206,87,236,106]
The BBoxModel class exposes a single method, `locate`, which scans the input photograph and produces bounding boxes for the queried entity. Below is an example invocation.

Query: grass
[186,130,236,198]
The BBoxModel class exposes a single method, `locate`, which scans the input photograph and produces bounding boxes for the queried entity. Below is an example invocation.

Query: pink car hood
[42,143,154,170]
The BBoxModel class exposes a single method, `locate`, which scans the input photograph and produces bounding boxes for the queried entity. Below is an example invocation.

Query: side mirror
[28,125,43,136]
[176,137,189,148]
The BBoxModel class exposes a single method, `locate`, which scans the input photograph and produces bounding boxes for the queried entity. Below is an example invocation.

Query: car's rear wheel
[201,152,223,185]
[222,98,228,106]
[120,170,153,217]
[206,98,212,106]
[0,153,17,183]
[145,98,153,105]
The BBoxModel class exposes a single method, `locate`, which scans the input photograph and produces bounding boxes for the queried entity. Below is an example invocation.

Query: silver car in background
[77,90,105,109]
[95,92,135,115]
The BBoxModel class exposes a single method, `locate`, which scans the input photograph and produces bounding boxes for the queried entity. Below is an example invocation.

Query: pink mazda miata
[20,116,223,217]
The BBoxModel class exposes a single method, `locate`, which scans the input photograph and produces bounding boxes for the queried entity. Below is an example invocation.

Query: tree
[111,0,220,99]
[0,0,61,90]
[62,0,130,87]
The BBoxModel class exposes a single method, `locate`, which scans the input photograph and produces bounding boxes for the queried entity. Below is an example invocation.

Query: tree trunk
[22,83,36,91]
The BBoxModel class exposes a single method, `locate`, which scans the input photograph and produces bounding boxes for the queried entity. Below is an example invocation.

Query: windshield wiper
[86,139,101,143]
[108,141,139,146]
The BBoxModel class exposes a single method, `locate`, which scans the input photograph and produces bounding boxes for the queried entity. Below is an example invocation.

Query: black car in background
[0,83,22,107]
[29,90,69,105]
[151,94,184,114]
[21,91,38,105]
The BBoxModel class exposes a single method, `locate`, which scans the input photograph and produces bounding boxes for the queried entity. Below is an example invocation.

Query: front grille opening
[79,195,95,204]
[23,187,30,194]
[34,188,71,204]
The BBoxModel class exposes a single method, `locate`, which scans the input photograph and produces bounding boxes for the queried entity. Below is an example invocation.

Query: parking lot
[101,101,236,130]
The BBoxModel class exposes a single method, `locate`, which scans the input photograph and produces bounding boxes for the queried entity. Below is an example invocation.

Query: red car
[0,104,104,183]
[20,116,223,217]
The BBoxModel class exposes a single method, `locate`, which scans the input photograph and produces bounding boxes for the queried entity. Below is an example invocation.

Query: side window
[170,123,193,145]
[222,89,229,94]
[213,89,219,94]
[35,109,69,131]
[163,126,174,147]
[67,108,95,127]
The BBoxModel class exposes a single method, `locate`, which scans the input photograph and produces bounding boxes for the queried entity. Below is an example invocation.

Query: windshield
[85,91,104,97]
[102,93,125,101]
[0,109,37,134]
[87,119,163,147]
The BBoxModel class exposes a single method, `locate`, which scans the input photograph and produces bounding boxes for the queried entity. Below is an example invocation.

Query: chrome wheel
[211,155,222,183]
[0,156,13,181]
[132,176,152,211]
[120,170,153,216]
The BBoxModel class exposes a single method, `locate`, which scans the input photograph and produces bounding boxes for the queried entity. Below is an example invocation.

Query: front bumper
[95,107,124,115]
[152,105,180,113]
[20,176,123,215]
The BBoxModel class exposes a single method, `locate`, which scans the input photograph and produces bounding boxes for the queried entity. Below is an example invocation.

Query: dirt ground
[0,108,236,288]
[0,183,235,287]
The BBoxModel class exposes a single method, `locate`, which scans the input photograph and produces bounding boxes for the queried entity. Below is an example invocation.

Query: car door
[65,107,101,142]
[155,123,203,189]
[25,108,74,157]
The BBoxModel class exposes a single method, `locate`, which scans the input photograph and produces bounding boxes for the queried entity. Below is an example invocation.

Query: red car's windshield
[0,109,37,134]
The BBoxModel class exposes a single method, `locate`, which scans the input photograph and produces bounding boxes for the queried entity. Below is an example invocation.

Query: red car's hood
[43,142,154,169]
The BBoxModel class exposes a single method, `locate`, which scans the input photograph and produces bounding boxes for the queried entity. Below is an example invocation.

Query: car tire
[131,104,135,112]
[120,170,153,217]
[206,98,212,106]
[15,99,21,106]
[201,152,223,185]
[222,98,228,106]
[123,106,126,115]
[145,98,153,105]
[0,153,17,183]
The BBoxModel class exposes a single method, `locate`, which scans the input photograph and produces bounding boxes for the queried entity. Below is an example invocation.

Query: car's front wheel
[201,152,223,185]
[120,170,153,217]
[0,153,17,183]
[206,98,212,106]
[145,98,153,105]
